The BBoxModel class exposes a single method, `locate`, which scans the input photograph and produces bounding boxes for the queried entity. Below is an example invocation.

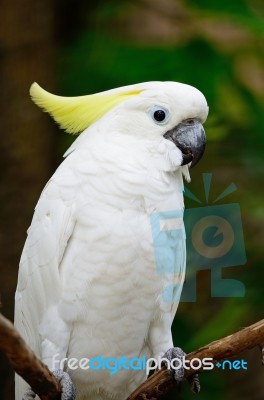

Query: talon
[260,343,264,365]
[22,388,36,400]
[162,347,201,392]
[162,347,185,383]
[52,369,76,400]
[187,373,201,394]
[22,369,76,400]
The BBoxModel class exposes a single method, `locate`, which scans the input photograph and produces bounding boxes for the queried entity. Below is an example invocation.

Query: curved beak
[163,119,206,168]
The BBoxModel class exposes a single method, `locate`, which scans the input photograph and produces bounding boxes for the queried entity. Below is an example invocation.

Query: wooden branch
[0,311,263,400]
[0,313,61,400]
[127,319,264,400]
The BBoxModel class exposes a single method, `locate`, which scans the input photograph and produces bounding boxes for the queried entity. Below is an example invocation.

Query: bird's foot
[162,347,200,394]
[22,388,36,400]
[22,369,76,400]
[52,369,76,400]
[187,373,200,394]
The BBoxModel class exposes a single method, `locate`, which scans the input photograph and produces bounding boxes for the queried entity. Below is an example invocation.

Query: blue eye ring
[150,106,170,125]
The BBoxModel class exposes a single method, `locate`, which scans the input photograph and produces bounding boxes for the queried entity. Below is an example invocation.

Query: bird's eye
[154,110,166,122]
[150,106,169,124]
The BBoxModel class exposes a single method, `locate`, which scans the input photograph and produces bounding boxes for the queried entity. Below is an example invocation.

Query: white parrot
[14,81,208,400]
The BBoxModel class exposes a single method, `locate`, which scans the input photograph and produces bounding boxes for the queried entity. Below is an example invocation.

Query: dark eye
[150,106,169,124]
[154,110,166,122]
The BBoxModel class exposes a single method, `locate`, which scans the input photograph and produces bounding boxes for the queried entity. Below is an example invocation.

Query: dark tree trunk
[0,1,56,398]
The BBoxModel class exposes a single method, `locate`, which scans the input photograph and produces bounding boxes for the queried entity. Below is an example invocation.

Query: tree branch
[0,313,61,400]
[127,319,264,400]
[0,312,263,400]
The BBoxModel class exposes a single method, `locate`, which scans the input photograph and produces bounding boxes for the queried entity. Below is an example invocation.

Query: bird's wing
[14,177,75,399]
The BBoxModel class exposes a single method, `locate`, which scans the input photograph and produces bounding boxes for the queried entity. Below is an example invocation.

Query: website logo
[150,173,247,302]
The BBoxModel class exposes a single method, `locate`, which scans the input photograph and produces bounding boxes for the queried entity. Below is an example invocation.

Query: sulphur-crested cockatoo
[15,81,208,400]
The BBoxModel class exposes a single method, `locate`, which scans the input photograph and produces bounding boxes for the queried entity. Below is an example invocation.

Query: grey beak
[163,119,206,168]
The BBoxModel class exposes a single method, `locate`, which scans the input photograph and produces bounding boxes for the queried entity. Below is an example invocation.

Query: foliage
[56,1,264,398]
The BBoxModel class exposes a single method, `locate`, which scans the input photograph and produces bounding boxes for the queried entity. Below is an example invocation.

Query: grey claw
[162,347,201,392]
[162,347,185,382]
[52,369,76,400]
[22,369,76,400]
[187,373,201,394]
[22,388,36,400]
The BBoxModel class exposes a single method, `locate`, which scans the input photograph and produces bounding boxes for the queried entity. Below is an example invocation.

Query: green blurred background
[0,0,263,399]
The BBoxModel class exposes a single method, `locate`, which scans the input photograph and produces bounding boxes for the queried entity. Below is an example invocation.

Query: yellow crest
[30,83,142,134]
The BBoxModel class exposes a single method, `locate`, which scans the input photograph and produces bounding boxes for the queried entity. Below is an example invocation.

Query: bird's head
[30,81,208,174]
